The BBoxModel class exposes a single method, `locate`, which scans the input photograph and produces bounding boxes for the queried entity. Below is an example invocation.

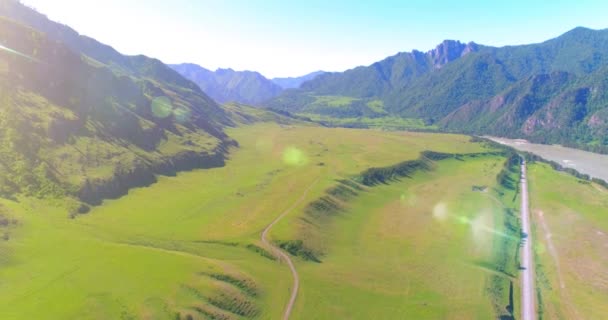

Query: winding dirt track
[261,179,318,320]
[520,160,536,320]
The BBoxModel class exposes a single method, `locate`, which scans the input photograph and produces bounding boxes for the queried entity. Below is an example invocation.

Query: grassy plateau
[0,116,602,319]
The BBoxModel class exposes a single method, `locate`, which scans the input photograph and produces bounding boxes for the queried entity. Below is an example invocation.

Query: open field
[299,114,436,131]
[527,163,608,320]
[290,154,522,319]
[0,121,522,319]
[488,137,608,181]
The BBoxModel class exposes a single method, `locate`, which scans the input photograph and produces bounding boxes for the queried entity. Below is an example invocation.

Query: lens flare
[282,146,308,166]
[535,242,546,254]
[399,193,407,204]
[471,211,493,243]
[432,202,517,241]
[462,213,515,240]
[151,96,173,119]
[432,202,448,221]
[0,43,41,63]
[174,107,191,123]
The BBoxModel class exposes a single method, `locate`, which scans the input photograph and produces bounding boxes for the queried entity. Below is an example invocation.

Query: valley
[1,116,606,319]
[0,1,607,319]
[0,120,522,319]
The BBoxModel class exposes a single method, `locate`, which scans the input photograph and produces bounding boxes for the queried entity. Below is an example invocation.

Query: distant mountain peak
[171,63,283,105]
[427,40,479,68]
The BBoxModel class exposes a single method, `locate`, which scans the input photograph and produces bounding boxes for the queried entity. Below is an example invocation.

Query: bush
[277,240,320,262]
[592,178,608,189]
[245,244,276,261]
[77,203,90,214]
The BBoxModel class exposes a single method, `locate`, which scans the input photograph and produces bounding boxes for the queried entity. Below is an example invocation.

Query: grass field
[527,163,608,320]
[289,154,522,319]
[299,114,436,131]
[0,120,525,319]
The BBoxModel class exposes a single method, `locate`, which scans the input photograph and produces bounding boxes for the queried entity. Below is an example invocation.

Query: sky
[21,0,608,78]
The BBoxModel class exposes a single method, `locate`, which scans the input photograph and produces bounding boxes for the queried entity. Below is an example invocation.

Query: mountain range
[266,28,608,152]
[171,63,325,105]
[170,63,282,105]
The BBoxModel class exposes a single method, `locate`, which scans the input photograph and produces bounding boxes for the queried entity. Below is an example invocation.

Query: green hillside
[441,69,608,152]
[0,8,233,206]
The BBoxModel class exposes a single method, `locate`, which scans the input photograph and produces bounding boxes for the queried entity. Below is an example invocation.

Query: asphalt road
[520,160,536,320]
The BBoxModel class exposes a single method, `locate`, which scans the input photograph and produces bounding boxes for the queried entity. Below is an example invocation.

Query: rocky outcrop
[428,40,479,68]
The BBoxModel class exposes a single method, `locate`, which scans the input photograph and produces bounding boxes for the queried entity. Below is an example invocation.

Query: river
[486,137,608,181]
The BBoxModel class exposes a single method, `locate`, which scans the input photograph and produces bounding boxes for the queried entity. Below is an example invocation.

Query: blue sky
[22,0,608,78]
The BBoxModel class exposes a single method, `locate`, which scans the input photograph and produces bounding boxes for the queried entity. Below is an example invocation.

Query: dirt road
[520,159,536,320]
[261,179,318,320]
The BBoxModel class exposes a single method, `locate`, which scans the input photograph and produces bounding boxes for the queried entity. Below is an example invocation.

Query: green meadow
[0,120,526,319]
[299,113,435,131]
[292,154,522,319]
[527,163,608,320]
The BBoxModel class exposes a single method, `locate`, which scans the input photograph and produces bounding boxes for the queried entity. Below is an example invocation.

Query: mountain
[297,40,480,99]
[267,28,608,151]
[272,71,326,89]
[441,68,608,148]
[0,0,234,205]
[171,63,283,105]
[266,40,486,117]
